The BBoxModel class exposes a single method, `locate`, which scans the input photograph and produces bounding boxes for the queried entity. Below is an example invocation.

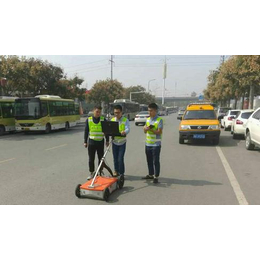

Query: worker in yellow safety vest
[84,105,109,179]
[142,103,163,184]
[111,104,130,177]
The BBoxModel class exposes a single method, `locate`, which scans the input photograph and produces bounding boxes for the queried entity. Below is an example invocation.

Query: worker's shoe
[153,177,159,184]
[87,172,95,180]
[142,175,154,180]
[113,171,119,177]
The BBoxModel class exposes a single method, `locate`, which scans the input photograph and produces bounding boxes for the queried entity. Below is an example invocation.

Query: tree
[86,79,124,106]
[124,85,156,104]
[0,56,86,100]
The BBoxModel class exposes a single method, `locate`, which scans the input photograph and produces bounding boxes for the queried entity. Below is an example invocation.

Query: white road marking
[216,146,249,205]
[0,158,15,164]
[45,144,68,151]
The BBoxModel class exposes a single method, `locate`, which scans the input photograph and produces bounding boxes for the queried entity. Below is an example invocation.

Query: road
[0,114,260,205]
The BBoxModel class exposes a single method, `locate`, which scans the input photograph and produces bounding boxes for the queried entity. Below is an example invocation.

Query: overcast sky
[29,55,224,97]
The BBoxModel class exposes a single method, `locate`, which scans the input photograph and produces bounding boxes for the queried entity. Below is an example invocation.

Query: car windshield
[183,110,216,120]
[138,111,149,115]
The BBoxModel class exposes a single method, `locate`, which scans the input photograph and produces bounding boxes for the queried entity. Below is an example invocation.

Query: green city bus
[15,95,80,133]
[0,97,16,136]
[109,99,140,120]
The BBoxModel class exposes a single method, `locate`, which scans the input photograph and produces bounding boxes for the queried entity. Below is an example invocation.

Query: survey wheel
[75,184,81,198]
[103,188,110,202]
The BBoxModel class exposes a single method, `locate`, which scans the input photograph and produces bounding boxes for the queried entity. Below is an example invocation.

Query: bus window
[41,101,48,117]
[62,102,69,115]
[75,104,79,115]
[56,102,62,116]
[69,103,75,115]
[49,101,56,116]
[2,102,14,118]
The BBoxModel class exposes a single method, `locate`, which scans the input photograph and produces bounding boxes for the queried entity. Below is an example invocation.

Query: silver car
[135,111,149,126]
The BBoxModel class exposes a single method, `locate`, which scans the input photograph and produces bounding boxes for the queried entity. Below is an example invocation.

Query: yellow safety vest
[111,117,127,143]
[145,117,162,144]
[88,116,104,141]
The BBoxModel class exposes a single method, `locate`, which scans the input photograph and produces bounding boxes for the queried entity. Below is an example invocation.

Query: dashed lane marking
[45,144,68,151]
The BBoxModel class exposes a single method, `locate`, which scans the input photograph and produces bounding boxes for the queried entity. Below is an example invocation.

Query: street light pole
[148,79,156,92]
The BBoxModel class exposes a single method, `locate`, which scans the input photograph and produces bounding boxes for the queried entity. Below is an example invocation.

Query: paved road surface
[0,114,259,204]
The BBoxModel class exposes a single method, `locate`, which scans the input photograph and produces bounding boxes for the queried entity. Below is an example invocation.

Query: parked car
[178,108,186,117]
[221,110,241,130]
[244,107,260,150]
[135,111,150,126]
[230,109,254,139]
[217,107,231,121]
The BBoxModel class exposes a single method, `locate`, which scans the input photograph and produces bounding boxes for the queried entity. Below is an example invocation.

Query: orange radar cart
[75,121,124,202]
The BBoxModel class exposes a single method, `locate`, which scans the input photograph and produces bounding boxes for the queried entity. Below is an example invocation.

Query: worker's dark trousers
[88,143,104,172]
[145,146,161,177]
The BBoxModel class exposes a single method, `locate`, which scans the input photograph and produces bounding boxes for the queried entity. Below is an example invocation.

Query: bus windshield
[15,98,41,120]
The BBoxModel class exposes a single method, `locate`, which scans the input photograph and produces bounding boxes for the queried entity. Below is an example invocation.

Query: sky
[29,55,224,97]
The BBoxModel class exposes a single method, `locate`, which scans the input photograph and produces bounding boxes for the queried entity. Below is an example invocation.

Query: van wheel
[245,132,255,150]
[45,123,51,134]
[179,136,184,144]
[224,124,228,131]
[0,126,5,136]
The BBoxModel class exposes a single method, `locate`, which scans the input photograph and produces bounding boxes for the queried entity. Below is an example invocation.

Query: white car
[217,107,231,121]
[221,109,241,130]
[135,111,149,126]
[178,108,186,117]
[231,109,254,139]
[244,107,260,150]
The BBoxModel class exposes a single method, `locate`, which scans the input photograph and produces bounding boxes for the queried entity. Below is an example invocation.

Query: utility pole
[109,55,114,80]
[162,56,167,105]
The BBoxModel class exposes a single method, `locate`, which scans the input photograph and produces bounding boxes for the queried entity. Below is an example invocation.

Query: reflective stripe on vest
[88,116,104,141]
[146,117,162,144]
[111,117,127,143]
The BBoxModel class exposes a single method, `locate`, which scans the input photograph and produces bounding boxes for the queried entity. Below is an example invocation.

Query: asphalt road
[0,114,260,205]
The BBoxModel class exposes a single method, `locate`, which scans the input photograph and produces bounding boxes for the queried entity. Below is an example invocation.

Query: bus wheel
[45,124,51,134]
[0,126,5,136]
[65,122,70,131]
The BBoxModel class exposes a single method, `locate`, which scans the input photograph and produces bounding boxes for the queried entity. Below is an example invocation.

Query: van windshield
[184,110,216,120]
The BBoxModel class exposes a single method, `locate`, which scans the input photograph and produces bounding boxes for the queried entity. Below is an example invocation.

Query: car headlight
[208,125,220,130]
[181,125,191,130]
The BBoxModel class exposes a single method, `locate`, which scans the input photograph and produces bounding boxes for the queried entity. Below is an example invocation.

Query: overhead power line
[63,59,108,69]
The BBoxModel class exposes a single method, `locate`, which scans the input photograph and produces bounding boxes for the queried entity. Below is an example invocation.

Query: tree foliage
[86,79,124,105]
[204,55,260,106]
[124,85,156,104]
[0,55,86,100]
